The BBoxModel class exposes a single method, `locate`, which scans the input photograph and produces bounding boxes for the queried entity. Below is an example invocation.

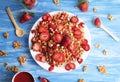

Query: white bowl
[29,11,91,73]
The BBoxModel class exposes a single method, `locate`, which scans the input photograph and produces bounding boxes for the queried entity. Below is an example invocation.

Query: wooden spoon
[6,7,24,37]
[94,17,119,42]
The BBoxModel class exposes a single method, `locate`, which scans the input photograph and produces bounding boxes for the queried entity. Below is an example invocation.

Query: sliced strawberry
[40,56,46,63]
[42,46,47,53]
[48,65,54,71]
[81,44,90,51]
[31,37,37,42]
[31,29,35,33]
[78,2,89,12]
[78,22,85,27]
[49,23,57,30]
[61,35,71,47]
[52,44,58,50]
[52,52,65,62]
[67,44,74,52]
[32,42,42,51]
[81,39,88,45]
[69,63,76,70]
[77,58,83,64]
[57,24,64,31]
[94,17,101,27]
[70,16,79,23]
[48,49,53,54]
[39,32,50,41]
[41,78,49,82]
[53,33,63,43]
[35,54,43,61]
[65,63,71,71]
[38,26,48,33]
[72,26,78,31]
[24,0,31,5]
[42,13,52,21]
[73,30,82,39]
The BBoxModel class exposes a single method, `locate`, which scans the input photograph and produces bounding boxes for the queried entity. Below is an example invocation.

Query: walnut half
[0,50,7,56]
[18,56,27,65]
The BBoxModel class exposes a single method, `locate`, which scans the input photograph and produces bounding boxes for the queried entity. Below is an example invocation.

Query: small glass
[20,0,38,9]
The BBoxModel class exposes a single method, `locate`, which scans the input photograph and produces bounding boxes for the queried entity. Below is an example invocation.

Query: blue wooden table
[0,0,120,82]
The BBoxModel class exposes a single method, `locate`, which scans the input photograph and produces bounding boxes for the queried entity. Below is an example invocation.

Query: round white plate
[29,11,91,73]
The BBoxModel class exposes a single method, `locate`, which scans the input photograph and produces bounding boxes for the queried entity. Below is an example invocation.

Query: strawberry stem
[78,0,88,4]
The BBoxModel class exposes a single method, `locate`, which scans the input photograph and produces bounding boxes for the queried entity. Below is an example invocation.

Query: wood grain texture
[0,0,120,82]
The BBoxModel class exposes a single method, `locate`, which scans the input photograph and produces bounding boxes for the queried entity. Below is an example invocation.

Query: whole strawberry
[23,0,36,9]
[20,12,34,23]
[78,0,89,12]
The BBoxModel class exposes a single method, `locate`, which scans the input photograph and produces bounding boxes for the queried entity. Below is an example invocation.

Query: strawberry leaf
[78,0,88,4]
[25,12,34,17]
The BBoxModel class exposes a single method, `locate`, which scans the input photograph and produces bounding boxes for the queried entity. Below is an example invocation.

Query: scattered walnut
[83,66,88,72]
[7,66,19,72]
[93,8,98,12]
[18,56,27,65]
[94,44,101,48]
[78,79,85,82]
[108,14,113,21]
[3,32,9,39]
[54,0,59,4]
[103,49,107,55]
[98,65,107,74]
[0,50,7,56]
[4,62,9,67]
[13,41,22,49]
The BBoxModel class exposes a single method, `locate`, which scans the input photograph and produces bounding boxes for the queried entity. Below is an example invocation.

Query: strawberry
[78,0,89,12]
[67,44,74,52]
[73,30,82,39]
[81,44,90,51]
[59,13,67,20]
[52,52,65,62]
[24,0,36,9]
[42,13,52,21]
[31,37,37,42]
[70,16,79,23]
[61,35,71,47]
[53,33,63,43]
[94,17,101,27]
[57,24,64,31]
[38,26,49,33]
[41,78,49,82]
[35,54,46,63]
[77,58,83,64]
[78,22,85,27]
[48,65,54,71]
[65,63,71,71]
[65,62,76,71]
[72,26,78,31]
[32,42,42,51]
[49,23,57,30]
[81,39,88,45]
[20,12,34,23]
[39,32,50,41]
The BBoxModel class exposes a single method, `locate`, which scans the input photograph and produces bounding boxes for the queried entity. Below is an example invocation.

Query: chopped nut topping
[98,65,107,74]
[4,62,9,67]
[103,49,107,55]
[54,0,59,4]
[78,79,85,82]
[93,8,98,12]
[108,14,113,21]
[18,56,27,65]
[83,65,88,72]
[7,66,19,72]
[13,41,22,49]
[3,32,9,39]
[94,44,101,48]
[0,50,7,56]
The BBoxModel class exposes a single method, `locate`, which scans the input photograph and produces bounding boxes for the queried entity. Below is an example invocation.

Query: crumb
[98,65,107,74]
[4,62,9,67]
[18,56,27,65]
[103,49,107,55]
[78,79,85,82]
[94,44,101,48]
[13,41,22,49]
[0,50,7,56]
[7,66,19,72]
[108,14,113,21]
[3,32,9,39]
[93,8,98,12]
[83,65,88,72]
[54,0,59,4]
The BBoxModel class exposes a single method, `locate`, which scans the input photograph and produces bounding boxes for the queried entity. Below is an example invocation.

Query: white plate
[29,11,91,73]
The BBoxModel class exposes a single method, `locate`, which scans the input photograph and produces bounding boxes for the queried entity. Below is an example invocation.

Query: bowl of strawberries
[29,11,91,73]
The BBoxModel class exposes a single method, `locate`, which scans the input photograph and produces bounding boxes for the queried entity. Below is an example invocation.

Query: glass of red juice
[12,71,35,82]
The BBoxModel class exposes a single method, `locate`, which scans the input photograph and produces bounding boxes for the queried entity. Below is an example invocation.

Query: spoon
[6,7,24,37]
[94,17,119,42]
